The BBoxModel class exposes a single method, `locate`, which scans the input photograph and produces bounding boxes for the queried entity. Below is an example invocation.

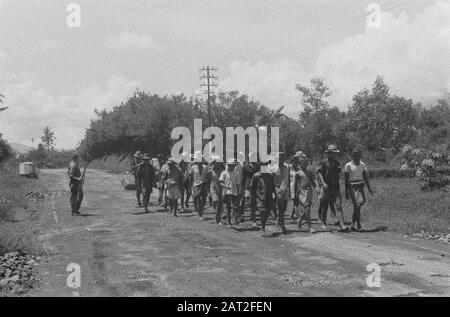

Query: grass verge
[0,160,43,255]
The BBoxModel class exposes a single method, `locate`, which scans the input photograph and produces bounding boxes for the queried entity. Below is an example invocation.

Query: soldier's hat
[134,151,142,157]
[325,144,340,153]
[142,154,151,160]
[226,158,237,165]
[351,147,363,155]
[294,151,306,158]
[209,154,222,164]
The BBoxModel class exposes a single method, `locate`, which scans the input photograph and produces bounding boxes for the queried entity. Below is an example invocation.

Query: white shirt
[219,170,240,196]
[345,160,367,182]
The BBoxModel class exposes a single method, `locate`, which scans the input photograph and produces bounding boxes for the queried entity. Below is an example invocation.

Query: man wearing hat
[317,145,347,231]
[190,151,208,220]
[159,156,170,209]
[130,151,143,206]
[250,156,276,233]
[219,158,241,228]
[294,152,319,233]
[138,154,156,213]
[273,152,291,234]
[208,154,225,224]
[289,151,304,220]
[68,153,83,216]
[240,152,259,218]
[178,153,192,212]
[164,158,184,217]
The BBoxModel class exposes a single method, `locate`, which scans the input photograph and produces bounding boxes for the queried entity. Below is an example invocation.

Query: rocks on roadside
[0,252,40,295]
[0,195,13,205]
[24,191,50,202]
[410,231,450,244]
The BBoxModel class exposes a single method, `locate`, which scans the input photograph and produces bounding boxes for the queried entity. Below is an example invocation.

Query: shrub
[0,135,12,164]
[418,159,450,191]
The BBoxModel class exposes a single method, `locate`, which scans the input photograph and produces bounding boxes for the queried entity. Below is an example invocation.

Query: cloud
[220,60,308,116]
[0,50,6,62]
[315,0,450,107]
[40,40,62,51]
[220,1,450,112]
[0,75,139,149]
[106,32,164,52]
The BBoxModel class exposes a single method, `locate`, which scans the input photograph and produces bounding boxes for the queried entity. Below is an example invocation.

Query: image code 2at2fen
[0,0,449,301]
[177,301,272,313]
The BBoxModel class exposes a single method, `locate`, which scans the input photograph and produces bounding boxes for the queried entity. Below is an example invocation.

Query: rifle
[128,161,144,174]
[77,152,89,203]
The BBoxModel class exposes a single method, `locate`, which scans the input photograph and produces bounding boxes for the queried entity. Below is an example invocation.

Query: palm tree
[0,94,8,112]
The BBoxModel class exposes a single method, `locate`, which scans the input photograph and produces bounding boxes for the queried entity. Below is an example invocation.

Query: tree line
[78,75,450,163]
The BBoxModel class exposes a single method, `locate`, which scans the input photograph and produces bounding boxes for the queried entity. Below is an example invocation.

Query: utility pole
[200,66,218,127]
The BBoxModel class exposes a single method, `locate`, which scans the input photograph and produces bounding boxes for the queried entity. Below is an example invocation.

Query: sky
[0,0,449,149]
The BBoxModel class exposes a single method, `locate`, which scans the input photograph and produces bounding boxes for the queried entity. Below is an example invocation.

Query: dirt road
[29,169,450,297]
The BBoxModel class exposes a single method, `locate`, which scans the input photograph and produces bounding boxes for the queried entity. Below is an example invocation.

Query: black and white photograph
[0,0,449,300]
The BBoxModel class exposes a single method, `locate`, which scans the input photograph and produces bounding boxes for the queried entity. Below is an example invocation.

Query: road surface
[29,169,450,297]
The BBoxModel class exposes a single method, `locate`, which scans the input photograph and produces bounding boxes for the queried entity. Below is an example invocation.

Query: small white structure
[19,162,38,177]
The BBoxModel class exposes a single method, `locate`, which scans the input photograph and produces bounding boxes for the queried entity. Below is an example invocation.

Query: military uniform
[68,161,82,215]
[131,153,143,206]
[139,158,155,212]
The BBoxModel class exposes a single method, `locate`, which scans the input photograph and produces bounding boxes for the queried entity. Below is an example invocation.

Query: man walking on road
[273,152,290,234]
[220,158,241,228]
[68,154,83,216]
[139,154,156,213]
[250,158,276,234]
[317,145,347,231]
[345,148,374,232]
[190,152,208,220]
[208,155,224,225]
[165,158,184,217]
[179,157,191,212]
[131,151,143,207]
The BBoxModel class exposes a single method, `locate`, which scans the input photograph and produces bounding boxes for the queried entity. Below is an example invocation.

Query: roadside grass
[0,161,43,255]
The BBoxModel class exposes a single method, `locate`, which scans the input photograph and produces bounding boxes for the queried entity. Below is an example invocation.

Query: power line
[200,66,218,127]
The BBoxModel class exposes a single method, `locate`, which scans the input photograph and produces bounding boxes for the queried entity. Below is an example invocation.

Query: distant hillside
[10,142,34,154]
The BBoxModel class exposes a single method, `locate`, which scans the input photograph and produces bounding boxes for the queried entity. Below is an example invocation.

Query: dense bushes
[0,134,12,164]
[18,149,75,168]
[367,166,450,179]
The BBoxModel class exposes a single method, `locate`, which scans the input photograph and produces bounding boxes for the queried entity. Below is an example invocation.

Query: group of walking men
[127,144,373,234]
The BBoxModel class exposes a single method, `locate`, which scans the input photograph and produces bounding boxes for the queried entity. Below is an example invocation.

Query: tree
[0,134,12,163]
[342,76,419,152]
[0,93,7,112]
[41,126,56,153]
[296,78,343,156]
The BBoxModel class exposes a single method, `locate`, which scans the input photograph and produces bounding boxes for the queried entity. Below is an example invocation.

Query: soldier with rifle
[68,153,87,216]
[130,151,143,206]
